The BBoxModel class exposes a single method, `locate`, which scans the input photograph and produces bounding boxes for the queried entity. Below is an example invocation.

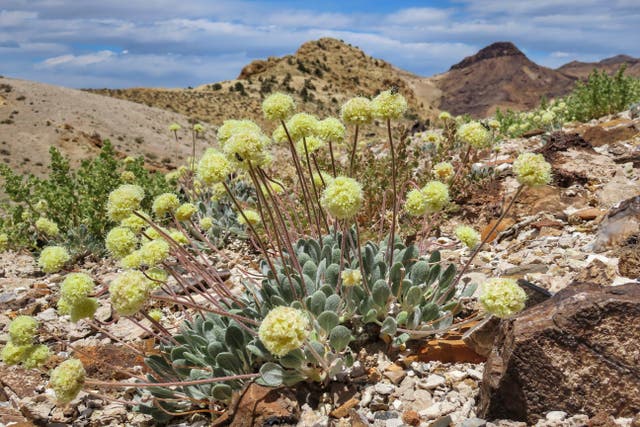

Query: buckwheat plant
[31,90,550,422]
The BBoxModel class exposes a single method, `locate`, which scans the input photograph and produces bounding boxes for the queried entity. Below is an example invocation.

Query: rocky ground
[1,111,639,426]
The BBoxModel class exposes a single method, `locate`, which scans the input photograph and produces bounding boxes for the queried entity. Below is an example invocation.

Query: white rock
[447,370,468,382]
[421,374,446,389]
[419,403,442,420]
[375,382,396,395]
[467,368,483,381]
[546,411,567,422]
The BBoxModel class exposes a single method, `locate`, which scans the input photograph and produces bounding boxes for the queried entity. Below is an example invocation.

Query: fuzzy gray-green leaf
[329,325,353,352]
[317,311,339,332]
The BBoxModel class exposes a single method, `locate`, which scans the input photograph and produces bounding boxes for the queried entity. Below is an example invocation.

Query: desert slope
[557,54,640,80]
[0,77,200,176]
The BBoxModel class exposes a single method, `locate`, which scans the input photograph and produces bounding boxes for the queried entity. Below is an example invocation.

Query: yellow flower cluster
[50,359,86,404]
[175,203,197,221]
[193,123,205,133]
[199,216,214,231]
[286,113,319,141]
[152,193,180,217]
[258,306,310,356]
[8,315,38,346]
[224,130,271,167]
[105,226,138,259]
[262,92,296,121]
[341,269,362,287]
[320,176,363,219]
[217,119,262,146]
[405,189,429,217]
[341,97,373,125]
[513,152,552,187]
[433,162,454,182]
[120,171,136,183]
[197,148,232,186]
[318,117,346,143]
[272,125,288,144]
[296,136,325,155]
[168,123,181,132]
[107,184,145,221]
[1,316,50,369]
[455,225,481,249]
[438,111,452,121]
[405,181,450,216]
[238,209,261,227]
[35,217,59,237]
[0,233,8,251]
[458,121,491,149]
[479,278,527,318]
[139,239,170,266]
[312,171,333,189]
[109,270,152,316]
[38,246,70,273]
[58,273,98,322]
[372,90,408,120]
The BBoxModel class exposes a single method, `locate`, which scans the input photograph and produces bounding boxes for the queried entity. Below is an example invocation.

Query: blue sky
[1,0,639,88]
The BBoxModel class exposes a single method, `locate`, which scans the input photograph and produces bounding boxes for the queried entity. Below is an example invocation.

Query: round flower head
[223,130,270,167]
[148,309,163,323]
[421,181,449,213]
[168,123,181,132]
[193,123,205,133]
[175,203,197,221]
[341,269,362,287]
[312,171,333,189]
[35,199,48,213]
[69,298,98,322]
[139,238,170,266]
[488,119,500,130]
[50,359,86,404]
[216,119,261,147]
[439,111,452,121]
[480,278,527,318]
[286,113,319,141]
[146,268,168,289]
[321,176,363,220]
[152,193,180,217]
[110,270,150,316]
[541,111,555,125]
[341,97,373,125]
[22,344,51,369]
[455,225,481,249]
[8,316,38,346]
[296,136,325,155]
[318,117,346,143]
[262,92,296,121]
[105,227,138,259]
[120,212,148,233]
[60,273,95,306]
[405,189,428,217]
[121,170,136,183]
[143,226,164,241]
[197,148,232,186]
[38,246,70,273]
[513,153,552,187]
[458,122,491,149]
[199,216,214,231]
[0,233,8,251]
[107,184,145,221]
[372,90,408,120]
[433,162,454,182]
[120,250,142,269]
[210,182,227,201]
[168,229,188,245]
[423,131,441,145]
[35,217,59,237]
[238,209,261,227]
[258,306,310,357]
[272,125,289,144]
[1,342,29,365]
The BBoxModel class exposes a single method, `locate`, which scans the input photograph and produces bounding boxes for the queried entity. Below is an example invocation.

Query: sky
[1,0,639,89]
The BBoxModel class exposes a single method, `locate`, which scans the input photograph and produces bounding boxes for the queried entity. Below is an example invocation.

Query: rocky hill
[0,77,199,176]
[557,54,640,80]
[427,42,576,117]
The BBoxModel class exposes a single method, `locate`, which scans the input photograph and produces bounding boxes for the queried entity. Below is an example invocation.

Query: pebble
[461,418,488,427]
[36,307,57,321]
[375,382,396,395]
[545,410,567,421]
[421,374,446,389]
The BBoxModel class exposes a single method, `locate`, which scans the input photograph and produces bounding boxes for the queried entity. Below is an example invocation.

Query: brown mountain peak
[450,41,526,70]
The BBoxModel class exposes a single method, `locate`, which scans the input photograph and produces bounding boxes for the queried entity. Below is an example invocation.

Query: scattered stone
[384,363,406,385]
[330,397,359,419]
[421,374,446,390]
[229,383,299,427]
[375,382,396,395]
[461,417,488,427]
[429,414,453,427]
[480,282,640,424]
[402,409,421,426]
[545,410,567,422]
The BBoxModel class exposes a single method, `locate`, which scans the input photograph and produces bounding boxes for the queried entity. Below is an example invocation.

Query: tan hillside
[0,77,199,176]
[557,54,640,80]
[88,38,436,128]
[427,42,577,117]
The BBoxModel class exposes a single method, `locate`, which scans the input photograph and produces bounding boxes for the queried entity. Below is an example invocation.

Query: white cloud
[41,50,116,67]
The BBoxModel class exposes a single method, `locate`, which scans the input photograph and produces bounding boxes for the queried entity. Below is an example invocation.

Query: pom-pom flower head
[109,270,150,316]
[405,189,428,217]
[0,233,8,251]
[8,316,38,346]
[193,123,204,133]
[372,90,408,120]
[175,203,197,221]
[107,184,145,221]
[223,130,270,167]
[258,306,310,357]
[340,97,373,125]
[421,181,450,213]
[60,273,95,306]
[318,117,346,143]
[199,217,214,231]
[439,111,452,121]
[321,176,363,220]
[341,269,362,287]
[480,278,527,318]
[513,152,552,187]
[1,342,29,365]
[105,227,138,259]
[50,359,86,404]
[22,344,51,369]
[168,123,181,132]
[296,136,325,155]
[38,246,70,273]
[455,225,481,249]
[197,149,232,185]
[286,113,319,141]
[152,193,180,217]
[262,92,296,121]
[238,209,261,227]
[35,217,59,237]
[458,121,491,149]
[139,239,170,266]
[216,120,262,146]
[433,162,454,182]
[272,125,288,144]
